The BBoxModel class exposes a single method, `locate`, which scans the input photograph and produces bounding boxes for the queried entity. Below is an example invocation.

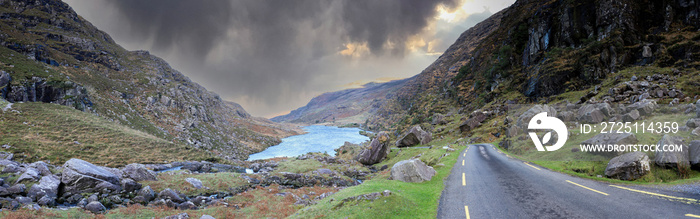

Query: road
[437,144,700,218]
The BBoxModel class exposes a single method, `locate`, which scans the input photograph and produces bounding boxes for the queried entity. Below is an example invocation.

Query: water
[247,125,369,161]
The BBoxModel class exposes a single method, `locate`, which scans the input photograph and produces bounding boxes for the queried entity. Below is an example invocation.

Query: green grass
[141,172,248,197]
[0,102,215,167]
[290,137,464,218]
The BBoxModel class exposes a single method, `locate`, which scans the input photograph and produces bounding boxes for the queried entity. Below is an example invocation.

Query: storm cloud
[65,0,511,117]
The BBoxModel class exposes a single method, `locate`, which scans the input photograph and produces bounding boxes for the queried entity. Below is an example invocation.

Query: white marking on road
[567,180,608,196]
[462,172,466,186]
[610,185,700,204]
[465,206,470,219]
[524,162,540,170]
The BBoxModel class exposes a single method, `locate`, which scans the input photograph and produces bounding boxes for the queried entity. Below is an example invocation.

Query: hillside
[0,0,299,161]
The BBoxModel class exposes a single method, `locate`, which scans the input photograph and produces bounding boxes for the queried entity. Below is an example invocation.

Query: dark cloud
[64,0,508,117]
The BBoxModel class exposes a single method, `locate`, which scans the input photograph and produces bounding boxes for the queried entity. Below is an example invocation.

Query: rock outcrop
[390,159,436,183]
[396,125,432,147]
[604,152,650,181]
[357,132,391,165]
[61,158,121,196]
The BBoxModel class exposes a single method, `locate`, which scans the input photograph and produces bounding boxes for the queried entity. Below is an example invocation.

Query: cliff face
[0,0,299,160]
[280,0,700,135]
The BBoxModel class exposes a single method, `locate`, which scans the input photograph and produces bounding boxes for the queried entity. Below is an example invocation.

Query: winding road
[437,144,700,218]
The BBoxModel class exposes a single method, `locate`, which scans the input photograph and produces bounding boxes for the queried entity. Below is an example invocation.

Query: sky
[64,0,515,118]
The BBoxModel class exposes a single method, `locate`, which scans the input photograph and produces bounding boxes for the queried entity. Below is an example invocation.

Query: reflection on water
[247,125,369,161]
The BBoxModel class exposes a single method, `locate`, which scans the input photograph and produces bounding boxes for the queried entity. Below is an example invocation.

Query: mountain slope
[0,0,299,161]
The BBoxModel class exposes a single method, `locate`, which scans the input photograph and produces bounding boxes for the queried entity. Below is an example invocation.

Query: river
[247,125,369,161]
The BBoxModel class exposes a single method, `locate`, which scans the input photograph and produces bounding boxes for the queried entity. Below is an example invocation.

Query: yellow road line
[462,172,466,186]
[610,185,700,203]
[465,206,470,219]
[506,154,512,158]
[462,159,465,166]
[524,162,541,170]
[463,153,466,156]
[567,180,608,196]
[686,214,700,218]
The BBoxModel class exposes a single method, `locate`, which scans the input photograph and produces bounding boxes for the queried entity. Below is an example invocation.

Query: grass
[290,137,464,218]
[141,172,249,197]
[0,102,215,167]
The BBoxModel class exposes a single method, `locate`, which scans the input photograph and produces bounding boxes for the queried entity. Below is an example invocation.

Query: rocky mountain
[280,0,700,136]
[0,0,299,160]
[271,79,407,125]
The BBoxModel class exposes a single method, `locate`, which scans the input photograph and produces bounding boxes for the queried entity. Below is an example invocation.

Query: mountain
[271,79,407,125]
[280,0,700,135]
[0,0,299,162]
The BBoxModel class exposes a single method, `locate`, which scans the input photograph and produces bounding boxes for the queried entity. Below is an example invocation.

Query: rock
[29,161,52,176]
[605,152,651,180]
[629,99,656,116]
[577,103,612,124]
[654,135,689,168]
[15,196,32,204]
[158,188,184,203]
[460,111,489,133]
[396,125,432,147]
[431,113,447,125]
[696,99,700,118]
[137,186,156,202]
[316,168,334,175]
[581,133,639,156]
[200,215,216,219]
[357,132,391,165]
[389,159,436,183]
[178,201,197,210]
[623,109,640,122]
[382,190,391,196]
[16,168,40,184]
[84,201,106,214]
[689,140,700,170]
[28,175,60,203]
[687,118,700,129]
[5,184,25,196]
[104,167,124,179]
[37,196,56,207]
[0,152,13,160]
[0,70,10,90]
[123,163,158,181]
[121,178,142,193]
[163,213,190,219]
[185,178,204,189]
[133,196,148,204]
[61,158,121,195]
[642,45,653,58]
[694,127,700,136]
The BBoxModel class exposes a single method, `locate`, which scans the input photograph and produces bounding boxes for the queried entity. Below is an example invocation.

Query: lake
[247,125,369,161]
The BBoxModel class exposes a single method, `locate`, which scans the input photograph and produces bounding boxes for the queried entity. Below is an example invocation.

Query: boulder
[396,125,432,147]
[580,133,638,156]
[577,103,612,124]
[29,161,52,176]
[431,113,447,125]
[200,215,216,219]
[687,118,700,129]
[163,213,190,219]
[654,135,689,168]
[61,158,121,195]
[390,159,436,183]
[16,168,40,184]
[689,140,700,170]
[28,175,60,203]
[629,99,656,116]
[84,201,106,214]
[693,127,700,137]
[185,178,204,189]
[357,132,391,165]
[158,188,185,203]
[696,99,700,118]
[178,201,197,210]
[121,178,142,193]
[137,186,156,202]
[123,163,158,181]
[623,109,640,122]
[605,152,651,180]
[460,111,488,133]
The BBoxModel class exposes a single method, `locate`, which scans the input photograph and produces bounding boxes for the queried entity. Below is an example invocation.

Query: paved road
[437,144,700,218]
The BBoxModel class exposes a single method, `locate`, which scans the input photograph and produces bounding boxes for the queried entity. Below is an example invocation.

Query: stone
[581,133,639,156]
[158,188,184,203]
[629,99,656,116]
[0,152,13,160]
[605,152,651,180]
[396,125,432,147]
[316,168,334,175]
[654,135,689,168]
[431,113,447,125]
[28,175,60,203]
[5,184,25,196]
[15,196,32,204]
[200,215,216,219]
[382,190,391,196]
[29,161,51,176]
[61,158,121,195]
[460,111,489,133]
[123,163,158,181]
[84,201,106,214]
[689,140,700,170]
[163,213,190,219]
[121,178,142,193]
[178,201,197,210]
[132,196,148,204]
[693,127,700,136]
[16,168,40,184]
[577,103,612,124]
[137,186,156,202]
[687,118,700,129]
[696,99,700,118]
[185,178,204,189]
[37,196,56,207]
[642,45,653,58]
[357,132,391,165]
[623,109,640,122]
[390,159,436,183]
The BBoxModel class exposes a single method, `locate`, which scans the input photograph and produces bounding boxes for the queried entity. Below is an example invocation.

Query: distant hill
[0,0,299,161]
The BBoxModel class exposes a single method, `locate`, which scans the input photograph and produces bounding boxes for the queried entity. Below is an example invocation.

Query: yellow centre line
[462,172,466,186]
[465,206,470,219]
[686,214,700,218]
[610,185,700,203]
[462,159,465,166]
[566,180,608,196]
[524,162,541,170]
